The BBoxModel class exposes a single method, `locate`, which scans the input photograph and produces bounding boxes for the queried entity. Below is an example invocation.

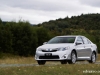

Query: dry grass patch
[0,57,36,64]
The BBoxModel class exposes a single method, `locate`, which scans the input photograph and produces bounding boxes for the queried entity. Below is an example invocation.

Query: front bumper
[35,50,71,60]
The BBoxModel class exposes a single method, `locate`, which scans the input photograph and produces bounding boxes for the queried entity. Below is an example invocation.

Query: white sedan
[35,35,97,65]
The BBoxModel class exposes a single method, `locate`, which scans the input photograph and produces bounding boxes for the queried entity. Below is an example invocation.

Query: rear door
[81,37,92,57]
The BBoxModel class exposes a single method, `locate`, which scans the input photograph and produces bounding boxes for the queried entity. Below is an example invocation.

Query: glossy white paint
[35,35,97,63]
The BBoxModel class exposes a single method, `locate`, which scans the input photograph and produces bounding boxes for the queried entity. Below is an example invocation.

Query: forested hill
[39,14,100,30]
[0,13,100,57]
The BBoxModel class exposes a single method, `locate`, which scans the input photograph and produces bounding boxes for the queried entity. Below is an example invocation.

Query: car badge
[46,49,51,51]
[48,49,51,51]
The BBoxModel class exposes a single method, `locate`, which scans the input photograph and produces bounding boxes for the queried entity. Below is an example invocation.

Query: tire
[88,52,96,63]
[60,60,67,64]
[37,60,46,65]
[68,51,76,64]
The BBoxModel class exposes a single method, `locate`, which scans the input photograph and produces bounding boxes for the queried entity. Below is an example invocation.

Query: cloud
[0,0,82,11]
[80,0,100,7]
[0,0,100,24]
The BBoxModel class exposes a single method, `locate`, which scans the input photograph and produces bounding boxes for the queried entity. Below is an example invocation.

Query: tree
[36,27,50,46]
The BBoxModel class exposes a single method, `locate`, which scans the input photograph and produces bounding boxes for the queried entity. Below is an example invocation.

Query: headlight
[57,47,70,51]
[37,48,42,51]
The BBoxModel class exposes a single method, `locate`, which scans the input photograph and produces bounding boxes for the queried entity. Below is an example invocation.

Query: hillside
[39,14,100,30]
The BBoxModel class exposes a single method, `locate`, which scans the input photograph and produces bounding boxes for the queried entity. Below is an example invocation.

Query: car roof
[56,35,83,37]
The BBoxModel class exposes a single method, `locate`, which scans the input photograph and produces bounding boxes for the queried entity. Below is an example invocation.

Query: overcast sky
[0,0,100,24]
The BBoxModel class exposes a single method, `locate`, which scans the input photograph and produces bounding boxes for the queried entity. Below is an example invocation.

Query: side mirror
[43,42,47,45]
[76,42,82,45]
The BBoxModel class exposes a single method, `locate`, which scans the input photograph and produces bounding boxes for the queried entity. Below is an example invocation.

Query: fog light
[62,54,67,58]
[64,56,66,58]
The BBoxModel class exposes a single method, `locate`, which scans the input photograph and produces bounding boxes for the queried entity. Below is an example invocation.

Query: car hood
[38,43,74,49]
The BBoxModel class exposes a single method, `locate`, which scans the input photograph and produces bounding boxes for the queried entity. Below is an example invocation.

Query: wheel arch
[92,50,97,58]
[72,49,77,58]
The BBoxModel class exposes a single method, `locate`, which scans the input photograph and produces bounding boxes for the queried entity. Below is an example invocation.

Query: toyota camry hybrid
[35,35,97,65]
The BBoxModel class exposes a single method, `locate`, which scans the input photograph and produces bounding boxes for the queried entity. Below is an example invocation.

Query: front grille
[42,50,57,52]
[39,55,59,59]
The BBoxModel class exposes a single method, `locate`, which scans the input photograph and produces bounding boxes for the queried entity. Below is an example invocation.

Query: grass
[0,57,36,64]
[0,53,36,64]
[0,54,100,75]
[0,64,100,75]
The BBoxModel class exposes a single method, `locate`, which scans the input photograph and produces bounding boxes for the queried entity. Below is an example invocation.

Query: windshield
[47,37,76,44]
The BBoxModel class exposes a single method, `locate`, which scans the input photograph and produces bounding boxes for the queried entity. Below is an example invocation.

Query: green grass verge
[0,64,100,75]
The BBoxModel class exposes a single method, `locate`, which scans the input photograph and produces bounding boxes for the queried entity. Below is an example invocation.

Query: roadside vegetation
[0,54,100,75]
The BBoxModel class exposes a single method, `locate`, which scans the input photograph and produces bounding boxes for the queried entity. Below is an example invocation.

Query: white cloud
[80,0,100,7]
[0,0,100,24]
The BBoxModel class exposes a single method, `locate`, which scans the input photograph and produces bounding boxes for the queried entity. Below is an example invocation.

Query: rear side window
[87,39,91,44]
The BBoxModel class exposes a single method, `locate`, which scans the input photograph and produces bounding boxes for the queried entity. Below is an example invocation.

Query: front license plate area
[45,53,52,56]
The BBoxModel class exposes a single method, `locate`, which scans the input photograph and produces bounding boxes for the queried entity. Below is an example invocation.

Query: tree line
[0,20,50,57]
[0,13,100,57]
